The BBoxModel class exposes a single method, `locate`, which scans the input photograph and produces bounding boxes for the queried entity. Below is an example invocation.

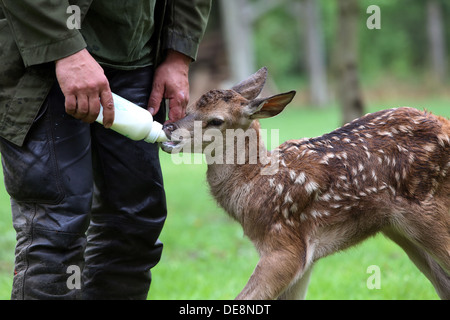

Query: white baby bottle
[96,93,168,143]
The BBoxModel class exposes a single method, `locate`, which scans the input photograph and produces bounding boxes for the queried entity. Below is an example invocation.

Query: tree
[333,0,365,124]
[219,0,290,85]
[219,0,255,84]
[426,0,447,84]
[301,0,328,107]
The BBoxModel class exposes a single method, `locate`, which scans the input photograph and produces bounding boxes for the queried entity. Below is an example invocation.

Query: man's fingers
[75,95,89,119]
[168,91,188,122]
[100,89,114,128]
[56,49,114,125]
[84,93,101,124]
[65,94,77,115]
[148,82,164,116]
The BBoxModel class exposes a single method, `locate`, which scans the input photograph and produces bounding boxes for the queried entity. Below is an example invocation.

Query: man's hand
[55,49,114,128]
[148,50,192,123]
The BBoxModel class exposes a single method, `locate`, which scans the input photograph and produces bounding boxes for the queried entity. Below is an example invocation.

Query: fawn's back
[242,107,450,257]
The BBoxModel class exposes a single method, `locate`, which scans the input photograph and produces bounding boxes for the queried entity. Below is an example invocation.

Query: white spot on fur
[319,193,331,201]
[290,203,298,213]
[295,172,306,185]
[289,170,297,181]
[284,192,293,204]
[437,133,450,147]
[358,163,364,172]
[272,223,282,232]
[269,178,275,187]
[397,145,409,153]
[311,210,321,219]
[282,208,289,220]
[305,180,319,195]
[423,143,435,152]
[300,212,308,221]
[311,210,330,219]
[376,156,382,165]
[276,184,284,195]
[398,125,410,133]
[378,131,393,137]
[371,170,377,181]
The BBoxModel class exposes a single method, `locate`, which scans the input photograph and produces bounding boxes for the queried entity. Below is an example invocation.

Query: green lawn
[0,97,448,300]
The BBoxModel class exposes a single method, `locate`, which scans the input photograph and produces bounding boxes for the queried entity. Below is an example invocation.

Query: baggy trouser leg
[11,201,89,299]
[1,84,93,299]
[82,66,167,299]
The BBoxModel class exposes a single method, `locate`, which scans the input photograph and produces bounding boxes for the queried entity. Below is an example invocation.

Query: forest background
[0,0,449,299]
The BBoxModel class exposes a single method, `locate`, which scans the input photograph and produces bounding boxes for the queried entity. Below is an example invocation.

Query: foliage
[254,6,303,80]
[252,0,450,87]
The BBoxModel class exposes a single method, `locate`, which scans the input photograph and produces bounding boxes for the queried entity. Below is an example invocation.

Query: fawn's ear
[245,91,296,119]
[231,67,268,100]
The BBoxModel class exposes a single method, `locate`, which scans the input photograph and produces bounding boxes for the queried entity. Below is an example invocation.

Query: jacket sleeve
[0,0,88,67]
[164,0,211,61]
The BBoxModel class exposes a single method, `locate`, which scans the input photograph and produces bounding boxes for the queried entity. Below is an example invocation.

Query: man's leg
[0,84,93,299]
[82,66,167,299]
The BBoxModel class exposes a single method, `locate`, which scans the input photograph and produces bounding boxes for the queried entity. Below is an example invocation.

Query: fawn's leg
[383,226,450,299]
[277,265,314,300]
[398,208,450,275]
[236,242,311,300]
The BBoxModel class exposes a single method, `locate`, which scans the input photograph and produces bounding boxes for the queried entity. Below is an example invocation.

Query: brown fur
[162,69,450,300]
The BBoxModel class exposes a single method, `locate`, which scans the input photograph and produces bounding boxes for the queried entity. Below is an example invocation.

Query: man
[0,0,211,299]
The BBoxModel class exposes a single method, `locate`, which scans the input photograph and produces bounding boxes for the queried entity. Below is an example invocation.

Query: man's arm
[0,0,86,66]
[148,49,192,123]
[1,0,114,126]
[148,0,212,123]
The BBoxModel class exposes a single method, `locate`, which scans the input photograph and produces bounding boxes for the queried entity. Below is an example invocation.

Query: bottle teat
[145,121,169,143]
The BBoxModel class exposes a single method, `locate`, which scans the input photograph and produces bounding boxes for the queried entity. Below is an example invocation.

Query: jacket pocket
[0,101,65,204]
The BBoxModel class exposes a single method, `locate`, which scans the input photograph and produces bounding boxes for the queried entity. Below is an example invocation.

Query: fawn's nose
[162,123,178,139]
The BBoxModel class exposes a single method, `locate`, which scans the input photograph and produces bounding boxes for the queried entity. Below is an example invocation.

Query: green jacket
[0,0,211,146]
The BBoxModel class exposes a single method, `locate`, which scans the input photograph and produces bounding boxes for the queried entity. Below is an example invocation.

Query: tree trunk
[426,0,446,84]
[333,0,364,125]
[219,0,255,85]
[302,0,328,107]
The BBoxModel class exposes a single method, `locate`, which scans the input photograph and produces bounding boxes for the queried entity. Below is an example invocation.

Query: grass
[0,96,448,300]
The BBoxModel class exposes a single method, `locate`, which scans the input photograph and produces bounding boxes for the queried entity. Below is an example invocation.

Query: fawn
[161,67,450,299]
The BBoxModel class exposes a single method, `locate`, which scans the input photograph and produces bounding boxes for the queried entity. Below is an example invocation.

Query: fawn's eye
[207,118,225,127]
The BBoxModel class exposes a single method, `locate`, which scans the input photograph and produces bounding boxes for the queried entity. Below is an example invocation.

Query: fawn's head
[161,67,296,153]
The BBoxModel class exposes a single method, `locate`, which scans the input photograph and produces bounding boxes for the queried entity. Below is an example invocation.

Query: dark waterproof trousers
[0,66,167,299]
